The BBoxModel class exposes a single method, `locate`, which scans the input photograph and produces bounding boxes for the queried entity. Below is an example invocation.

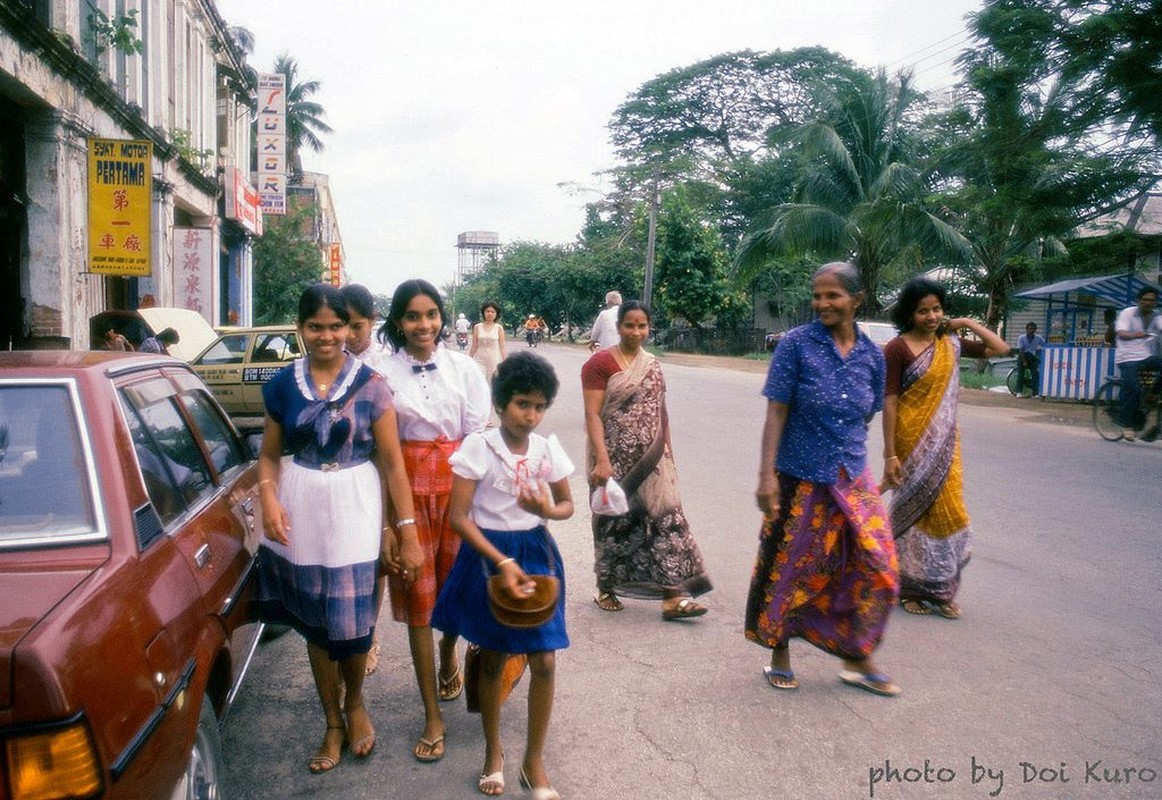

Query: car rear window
[0,385,99,544]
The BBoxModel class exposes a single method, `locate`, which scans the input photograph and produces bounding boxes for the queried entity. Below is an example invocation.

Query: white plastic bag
[590,478,629,516]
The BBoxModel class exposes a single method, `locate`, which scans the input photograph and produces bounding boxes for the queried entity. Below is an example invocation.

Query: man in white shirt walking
[587,291,622,352]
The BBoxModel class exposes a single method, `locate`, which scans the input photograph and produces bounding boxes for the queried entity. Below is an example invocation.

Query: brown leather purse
[486,573,560,628]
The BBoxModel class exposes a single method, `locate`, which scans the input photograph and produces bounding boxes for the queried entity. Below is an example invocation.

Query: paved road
[222,344,1161,800]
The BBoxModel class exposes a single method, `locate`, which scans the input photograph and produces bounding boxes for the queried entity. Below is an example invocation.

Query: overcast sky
[214,0,984,297]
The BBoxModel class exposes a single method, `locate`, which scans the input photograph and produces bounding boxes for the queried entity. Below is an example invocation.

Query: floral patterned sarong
[745,468,898,660]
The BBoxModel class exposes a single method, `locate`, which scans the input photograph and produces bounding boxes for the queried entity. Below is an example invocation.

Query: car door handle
[194,543,211,569]
[241,497,254,517]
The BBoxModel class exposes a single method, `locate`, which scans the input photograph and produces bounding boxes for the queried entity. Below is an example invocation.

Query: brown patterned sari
[589,351,712,599]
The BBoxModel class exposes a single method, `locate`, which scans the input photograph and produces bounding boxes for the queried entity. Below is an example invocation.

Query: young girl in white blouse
[433,351,574,800]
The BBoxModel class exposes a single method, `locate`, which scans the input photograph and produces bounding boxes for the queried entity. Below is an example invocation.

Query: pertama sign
[88,138,152,276]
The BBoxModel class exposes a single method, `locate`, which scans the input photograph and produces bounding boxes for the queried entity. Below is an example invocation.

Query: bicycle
[1006,356,1036,396]
[1092,368,1162,442]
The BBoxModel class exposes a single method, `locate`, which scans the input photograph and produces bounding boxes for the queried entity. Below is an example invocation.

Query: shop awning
[1013,273,1161,306]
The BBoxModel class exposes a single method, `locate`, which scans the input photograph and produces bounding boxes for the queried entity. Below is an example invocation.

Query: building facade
[0,0,256,348]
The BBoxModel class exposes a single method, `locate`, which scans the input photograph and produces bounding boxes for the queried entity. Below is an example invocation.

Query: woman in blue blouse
[745,262,901,697]
[255,283,424,773]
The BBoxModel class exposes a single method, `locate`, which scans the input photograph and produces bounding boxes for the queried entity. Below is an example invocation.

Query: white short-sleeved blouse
[449,428,574,531]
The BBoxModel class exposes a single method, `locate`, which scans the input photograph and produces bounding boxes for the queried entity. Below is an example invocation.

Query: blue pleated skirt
[432,525,569,653]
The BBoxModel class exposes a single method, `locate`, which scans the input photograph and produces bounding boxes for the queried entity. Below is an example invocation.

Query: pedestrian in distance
[1112,286,1162,441]
[254,283,423,774]
[583,299,712,620]
[342,283,392,676]
[376,279,492,763]
[100,326,131,351]
[433,351,574,799]
[746,262,899,696]
[587,290,622,352]
[471,300,508,387]
[139,326,179,354]
[1015,321,1046,397]
[880,277,1009,620]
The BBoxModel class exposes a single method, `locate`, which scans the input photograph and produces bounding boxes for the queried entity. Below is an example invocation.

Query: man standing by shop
[1114,287,1162,441]
[1015,322,1046,397]
[587,290,622,352]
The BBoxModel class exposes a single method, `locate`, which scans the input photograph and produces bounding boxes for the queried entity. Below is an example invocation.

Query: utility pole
[643,165,659,308]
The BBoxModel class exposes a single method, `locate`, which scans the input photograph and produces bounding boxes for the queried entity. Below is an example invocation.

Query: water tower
[455,231,500,285]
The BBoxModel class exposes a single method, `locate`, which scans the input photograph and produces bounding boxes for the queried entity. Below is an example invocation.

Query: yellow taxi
[190,326,300,428]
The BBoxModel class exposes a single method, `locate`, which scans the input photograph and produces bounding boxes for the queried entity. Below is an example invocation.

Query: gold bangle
[885,456,900,462]
[394,517,416,529]
[259,478,276,488]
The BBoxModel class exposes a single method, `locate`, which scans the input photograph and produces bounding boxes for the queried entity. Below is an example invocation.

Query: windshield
[0,385,98,544]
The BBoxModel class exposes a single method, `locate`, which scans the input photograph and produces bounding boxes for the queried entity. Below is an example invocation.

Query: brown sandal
[594,591,623,612]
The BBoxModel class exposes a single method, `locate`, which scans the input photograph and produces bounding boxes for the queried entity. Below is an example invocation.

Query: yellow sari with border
[888,335,972,602]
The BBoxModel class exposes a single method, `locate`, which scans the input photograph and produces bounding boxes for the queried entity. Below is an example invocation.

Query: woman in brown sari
[582,300,712,619]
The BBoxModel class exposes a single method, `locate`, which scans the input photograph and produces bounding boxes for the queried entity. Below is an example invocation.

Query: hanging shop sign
[257,73,287,215]
[88,138,152,276]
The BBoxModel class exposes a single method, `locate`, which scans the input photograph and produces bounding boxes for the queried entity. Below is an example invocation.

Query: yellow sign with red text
[88,138,152,276]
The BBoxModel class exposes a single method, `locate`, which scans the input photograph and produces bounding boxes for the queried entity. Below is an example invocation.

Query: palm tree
[735,69,971,313]
[272,53,333,178]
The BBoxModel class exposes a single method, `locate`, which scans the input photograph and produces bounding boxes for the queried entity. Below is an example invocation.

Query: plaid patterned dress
[255,356,392,660]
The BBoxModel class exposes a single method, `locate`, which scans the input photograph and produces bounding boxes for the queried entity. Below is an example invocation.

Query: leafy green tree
[654,187,743,328]
[735,69,971,312]
[252,206,325,324]
[931,0,1159,327]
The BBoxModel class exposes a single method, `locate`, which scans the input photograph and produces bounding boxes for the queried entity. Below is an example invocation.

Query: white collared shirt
[379,344,491,440]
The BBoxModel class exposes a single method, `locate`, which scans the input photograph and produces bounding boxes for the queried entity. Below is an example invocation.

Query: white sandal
[478,757,504,795]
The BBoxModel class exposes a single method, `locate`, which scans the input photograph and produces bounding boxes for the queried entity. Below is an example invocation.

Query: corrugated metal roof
[1013,272,1161,305]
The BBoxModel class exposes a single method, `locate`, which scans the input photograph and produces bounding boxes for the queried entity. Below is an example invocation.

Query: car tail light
[5,722,102,800]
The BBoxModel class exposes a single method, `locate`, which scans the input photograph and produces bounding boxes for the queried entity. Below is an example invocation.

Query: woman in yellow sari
[880,278,1008,619]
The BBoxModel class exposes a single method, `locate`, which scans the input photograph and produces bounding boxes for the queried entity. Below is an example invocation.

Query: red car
[0,351,264,800]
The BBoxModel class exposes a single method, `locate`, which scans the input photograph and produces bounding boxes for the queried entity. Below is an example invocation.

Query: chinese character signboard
[257,73,287,215]
[88,138,152,275]
[173,227,212,316]
[329,243,342,286]
[224,166,263,235]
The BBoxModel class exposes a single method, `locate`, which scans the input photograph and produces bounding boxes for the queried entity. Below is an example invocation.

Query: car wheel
[170,701,225,800]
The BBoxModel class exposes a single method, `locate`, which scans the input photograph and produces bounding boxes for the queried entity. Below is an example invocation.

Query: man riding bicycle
[1114,287,1162,441]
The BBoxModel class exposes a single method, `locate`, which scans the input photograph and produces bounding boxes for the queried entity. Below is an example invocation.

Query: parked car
[89,307,219,361]
[0,351,264,800]
[858,320,897,348]
[188,326,301,427]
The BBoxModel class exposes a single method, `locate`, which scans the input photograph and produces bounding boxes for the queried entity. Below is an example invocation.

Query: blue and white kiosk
[1012,273,1162,400]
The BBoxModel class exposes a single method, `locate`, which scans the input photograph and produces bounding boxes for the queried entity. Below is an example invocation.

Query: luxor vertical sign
[257,73,287,215]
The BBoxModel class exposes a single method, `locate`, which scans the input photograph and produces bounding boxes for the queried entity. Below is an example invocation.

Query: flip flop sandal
[900,598,931,615]
[438,664,464,701]
[662,598,708,621]
[763,666,799,690]
[935,601,962,619]
[413,731,446,763]
[364,642,381,676]
[594,591,624,612]
[838,669,901,697]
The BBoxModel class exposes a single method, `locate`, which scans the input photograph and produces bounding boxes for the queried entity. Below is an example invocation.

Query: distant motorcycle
[455,331,469,350]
